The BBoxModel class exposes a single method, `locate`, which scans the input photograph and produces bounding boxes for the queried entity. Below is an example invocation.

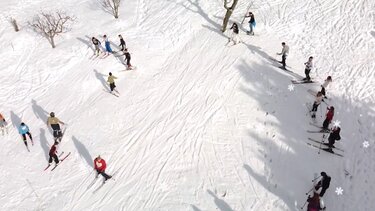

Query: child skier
[311,92,324,119]
[320,76,332,98]
[47,112,65,142]
[315,172,331,197]
[48,142,60,166]
[322,106,334,131]
[245,12,256,35]
[103,35,113,55]
[92,37,101,56]
[277,42,289,69]
[123,48,133,70]
[325,126,341,152]
[18,122,33,149]
[107,72,119,94]
[229,22,240,45]
[94,156,112,182]
[303,56,314,81]
[118,34,126,51]
[0,112,8,135]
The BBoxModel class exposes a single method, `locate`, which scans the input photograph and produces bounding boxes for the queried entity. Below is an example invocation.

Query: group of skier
[228,11,256,45]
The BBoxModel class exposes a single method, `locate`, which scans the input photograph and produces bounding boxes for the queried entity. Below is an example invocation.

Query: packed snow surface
[0,0,374,210]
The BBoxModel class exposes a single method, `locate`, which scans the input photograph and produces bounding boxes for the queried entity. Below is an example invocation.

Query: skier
[311,92,324,119]
[47,112,65,142]
[94,156,112,181]
[48,142,60,166]
[303,56,314,81]
[103,35,113,55]
[18,122,33,148]
[325,126,341,152]
[322,106,334,131]
[123,48,133,70]
[229,22,240,45]
[320,76,332,98]
[315,172,331,197]
[0,112,8,135]
[118,34,126,51]
[277,42,289,69]
[245,12,256,35]
[107,72,119,94]
[92,37,101,56]
[306,191,326,211]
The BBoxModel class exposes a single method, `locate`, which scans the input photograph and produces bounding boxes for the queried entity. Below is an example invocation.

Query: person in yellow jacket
[107,72,119,94]
[47,112,65,142]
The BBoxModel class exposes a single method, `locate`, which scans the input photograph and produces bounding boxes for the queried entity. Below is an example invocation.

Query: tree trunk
[222,0,239,32]
[49,36,56,48]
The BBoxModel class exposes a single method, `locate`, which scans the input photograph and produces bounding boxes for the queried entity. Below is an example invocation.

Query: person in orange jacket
[0,113,8,135]
[94,156,112,181]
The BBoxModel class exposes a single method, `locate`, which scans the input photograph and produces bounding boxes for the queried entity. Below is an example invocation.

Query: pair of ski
[103,89,120,97]
[291,79,315,84]
[306,142,343,157]
[307,138,344,152]
[307,122,330,133]
[44,152,71,171]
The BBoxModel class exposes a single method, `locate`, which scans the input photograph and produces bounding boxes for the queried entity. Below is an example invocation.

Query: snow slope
[0,0,374,210]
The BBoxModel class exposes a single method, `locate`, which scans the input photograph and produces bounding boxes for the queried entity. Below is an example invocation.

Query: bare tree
[222,0,239,32]
[102,0,121,19]
[29,11,75,48]
[9,17,20,32]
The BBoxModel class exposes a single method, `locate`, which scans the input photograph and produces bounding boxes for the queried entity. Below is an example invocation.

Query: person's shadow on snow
[10,111,22,129]
[93,69,110,92]
[72,136,94,168]
[39,128,50,161]
[207,189,233,211]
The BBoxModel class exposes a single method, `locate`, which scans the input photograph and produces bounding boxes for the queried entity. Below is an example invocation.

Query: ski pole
[318,134,325,154]
[312,175,322,182]
[300,200,308,209]
[305,187,315,195]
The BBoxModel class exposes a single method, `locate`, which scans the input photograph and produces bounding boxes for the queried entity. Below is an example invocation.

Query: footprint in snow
[370,31,375,38]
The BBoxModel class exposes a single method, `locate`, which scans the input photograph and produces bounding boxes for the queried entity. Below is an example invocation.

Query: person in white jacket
[303,56,314,81]
[277,42,289,69]
[320,76,332,98]
[311,91,324,118]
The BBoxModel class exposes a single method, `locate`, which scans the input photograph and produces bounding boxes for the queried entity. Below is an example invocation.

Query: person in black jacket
[325,127,341,152]
[118,34,126,51]
[122,48,133,70]
[315,172,331,197]
[229,23,240,45]
[245,12,256,35]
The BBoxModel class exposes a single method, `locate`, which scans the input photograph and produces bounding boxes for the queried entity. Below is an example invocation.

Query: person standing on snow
[103,35,113,55]
[320,76,332,98]
[303,56,314,81]
[322,106,334,131]
[306,191,325,211]
[47,112,65,142]
[123,48,133,70]
[245,12,256,35]
[0,113,8,135]
[311,92,324,119]
[92,37,101,56]
[325,126,341,152]
[107,72,119,94]
[315,172,331,197]
[94,156,112,181]
[18,122,33,148]
[118,34,126,52]
[48,142,60,166]
[277,42,289,69]
[229,22,240,45]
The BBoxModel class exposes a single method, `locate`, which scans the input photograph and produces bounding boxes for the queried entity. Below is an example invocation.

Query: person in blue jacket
[18,122,33,147]
[103,35,113,55]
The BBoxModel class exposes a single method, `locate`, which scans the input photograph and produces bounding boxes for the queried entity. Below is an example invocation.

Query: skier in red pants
[48,142,60,167]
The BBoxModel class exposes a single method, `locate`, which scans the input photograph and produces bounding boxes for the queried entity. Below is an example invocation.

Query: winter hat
[20,122,25,126]
[109,72,112,76]
[50,112,55,117]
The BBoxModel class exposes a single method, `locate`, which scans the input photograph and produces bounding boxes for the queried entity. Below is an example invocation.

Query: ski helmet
[50,112,55,117]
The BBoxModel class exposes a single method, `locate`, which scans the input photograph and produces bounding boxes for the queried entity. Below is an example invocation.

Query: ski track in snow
[0,0,374,210]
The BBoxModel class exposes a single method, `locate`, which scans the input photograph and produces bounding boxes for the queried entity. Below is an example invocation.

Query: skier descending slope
[311,92,324,119]
[103,35,113,55]
[277,42,289,70]
[118,34,126,51]
[322,106,334,131]
[18,122,33,151]
[245,12,256,35]
[47,112,65,142]
[107,72,120,96]
[94,156,112,182]
[229,23,240,45]
[306,191,326,211]
[48,142,60,167]
[91,37,102,56]
[315,172,331,197]
[320,76,332,98]
[0,112,8,135]
[122,48,133,70]
[303,56,314,81]
[324,126,341,152]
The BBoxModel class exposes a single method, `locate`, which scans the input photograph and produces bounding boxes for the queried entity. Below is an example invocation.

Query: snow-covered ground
[0,0,374,210]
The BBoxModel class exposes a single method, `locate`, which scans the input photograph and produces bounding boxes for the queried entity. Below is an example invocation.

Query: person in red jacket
[94,156,112,181]
[48,142,60,166]
[322,106,334,131]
